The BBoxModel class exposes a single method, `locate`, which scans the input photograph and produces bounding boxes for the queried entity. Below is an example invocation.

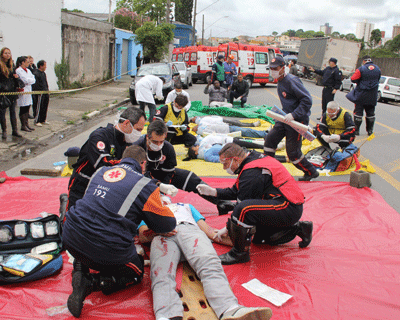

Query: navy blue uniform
[63,158,176,291]
[68,124,127,209]
[314,66,342,114]
[264,74,317,176]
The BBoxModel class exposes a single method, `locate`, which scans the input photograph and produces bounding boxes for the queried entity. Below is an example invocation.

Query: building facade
[0,0,62,90]
[320,23,333,35]
[393,24,400,39]
[356,19,374,42]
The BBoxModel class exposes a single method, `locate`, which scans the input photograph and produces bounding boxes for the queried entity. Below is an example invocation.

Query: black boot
[1,117,6,139]
[297,221,313,248]
[296,157,319,181]
[217,200,236,216]
[67,261,98,318]
[219,218,256,265]
[354,116,362,136]
[10,116,22,137]
[20,114,31,132]
[365,117,375,136]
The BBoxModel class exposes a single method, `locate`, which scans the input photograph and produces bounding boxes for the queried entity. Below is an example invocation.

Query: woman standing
[0,47,22,138]
[15,56,36,132]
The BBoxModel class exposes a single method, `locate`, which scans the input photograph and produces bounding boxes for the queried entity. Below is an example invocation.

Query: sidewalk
[0,75,132,171]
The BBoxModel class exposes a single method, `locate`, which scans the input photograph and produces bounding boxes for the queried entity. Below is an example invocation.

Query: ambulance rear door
[253,48,275,84]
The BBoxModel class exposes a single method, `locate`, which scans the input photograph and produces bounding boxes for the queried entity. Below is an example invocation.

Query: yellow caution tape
[0,69,137,96]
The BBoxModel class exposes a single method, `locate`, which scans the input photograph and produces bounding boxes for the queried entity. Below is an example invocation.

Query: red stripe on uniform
[238,201,289,222]
[126,262,143,275]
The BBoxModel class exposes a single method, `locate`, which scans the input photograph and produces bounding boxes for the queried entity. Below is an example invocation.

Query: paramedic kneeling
[196,143,313,265]
[63,145,177,318]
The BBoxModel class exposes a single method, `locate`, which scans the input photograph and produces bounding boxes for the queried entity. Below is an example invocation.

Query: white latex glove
[196,184,217,197]
[155,95,164,100]
[159,183,179,197]
[321,134,331,143]
[283,113,294,124]
[330,134,340,142]
[180,124,187,131]
[166,120,173,126]
[213,227,228,242]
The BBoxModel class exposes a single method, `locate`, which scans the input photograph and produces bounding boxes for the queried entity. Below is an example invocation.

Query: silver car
[173,62,192,89]
[340,73,356,91]
[378,76,400,103]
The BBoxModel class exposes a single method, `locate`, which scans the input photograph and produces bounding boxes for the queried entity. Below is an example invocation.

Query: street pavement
[0,75,133,171]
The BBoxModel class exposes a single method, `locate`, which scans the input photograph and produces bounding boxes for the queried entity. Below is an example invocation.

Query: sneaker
[221,306,272,320]
[252,120,261,127]
[67,271,94,318]
[42,121,50,125]
[35,122,43,127]
[298,171,319,181]
[28,114,35,119]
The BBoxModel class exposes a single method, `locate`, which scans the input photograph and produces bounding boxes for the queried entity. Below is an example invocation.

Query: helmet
[228,54,234,60]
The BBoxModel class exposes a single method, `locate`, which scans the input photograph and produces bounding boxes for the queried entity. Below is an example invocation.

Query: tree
[295,29,304,37]
[345,33,357,41]
[62,8,84,13]
[272,31,278,37]
[113,8,141,32]
[388,34,400,53]
[331,31,341,38]
[233,37,239,42]
[175,0,193,25]
[283,29,296,37]
[315,31,325,37]
[117,0,167,22]
[134,22,175,61]
[369,29,381,48]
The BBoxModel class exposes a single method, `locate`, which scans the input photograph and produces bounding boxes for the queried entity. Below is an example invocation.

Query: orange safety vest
[236,156,305,205]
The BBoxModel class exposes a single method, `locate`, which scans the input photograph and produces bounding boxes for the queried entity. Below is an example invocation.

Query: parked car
[377,76,400,103]
[129,63,181,105]
[173,62,192,89]
[340,73,356,91]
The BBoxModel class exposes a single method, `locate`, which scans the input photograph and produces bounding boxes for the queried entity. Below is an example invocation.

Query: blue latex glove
[166,120,173,126]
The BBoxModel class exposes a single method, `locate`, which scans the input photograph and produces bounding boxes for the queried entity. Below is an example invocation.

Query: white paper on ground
[241,278,293,307]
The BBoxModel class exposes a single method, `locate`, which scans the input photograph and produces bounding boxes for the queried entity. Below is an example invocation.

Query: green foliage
[114,14,141,32]
[272,31,278,36]
[314,31,325,38]
[54,59,70,89]
[233,37,238,42]
[295,29,304,37]
[134,22,175,61]
[388,34,400,53]
[345,33,357,41]
[118,0,168,22]
[360,48,399,58]
[175,0,193,25]
[331,31,341,38]
[369,29,382,48]
[62,8,84,13]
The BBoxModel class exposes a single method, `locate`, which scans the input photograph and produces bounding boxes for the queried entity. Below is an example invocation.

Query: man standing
[32,60,49,126]
[349,55,381,136]
[196,143,313,265]
[165,82,191,111]
[310,58,342,117]
[224,54,237,88]
[63,145,177,318]
[229,73,250,108]
[211,54,226,86]
[264,56,319,181]
[135,74,165,123]
[289,60,298,76]
[314,101,355,150]
[67,107,146,209]
[154,95,196,147]
[204,80,232,108]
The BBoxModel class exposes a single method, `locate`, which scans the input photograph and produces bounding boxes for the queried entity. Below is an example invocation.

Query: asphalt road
[6,78,400,213]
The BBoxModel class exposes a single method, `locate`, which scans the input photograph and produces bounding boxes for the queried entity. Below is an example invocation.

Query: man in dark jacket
[32,60,49,126]
[67,107,146,209]
[229,73,250,108]
[349,55,381,135]
[211,54,226,86]
[196,143,313,265]
[264,56,319,181]
[310,57,342,117]
[63,145,177,318]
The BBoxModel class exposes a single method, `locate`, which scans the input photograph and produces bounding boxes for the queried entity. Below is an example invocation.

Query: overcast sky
[64,0,400,39]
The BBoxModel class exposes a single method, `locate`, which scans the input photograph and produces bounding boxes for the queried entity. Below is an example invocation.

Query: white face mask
[173,105,181,113]
[149,141,164,152]
[226,159,236,175]
[270,70,281,80]
[124,123,142,144]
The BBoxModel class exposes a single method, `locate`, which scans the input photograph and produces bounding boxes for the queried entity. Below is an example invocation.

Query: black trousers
[321,86,335,114]
[232,198,302,244]
[33,94,49,123]
[167,131,197,147]
[353,103,375,118]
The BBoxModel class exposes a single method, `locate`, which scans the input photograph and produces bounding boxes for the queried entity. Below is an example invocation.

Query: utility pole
[192,0,197,45]
[166,0,170,23]
[166,0,172,62]
[202,15,204,45]
[108,0,112,23]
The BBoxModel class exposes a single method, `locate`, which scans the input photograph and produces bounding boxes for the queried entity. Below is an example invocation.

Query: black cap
[64,147,80,157]
[268,56,285,68]
[217,54,224,60]
[329,57,337,64]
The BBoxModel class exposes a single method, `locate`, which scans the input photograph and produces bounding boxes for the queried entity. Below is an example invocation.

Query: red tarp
[1,172,400,320]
